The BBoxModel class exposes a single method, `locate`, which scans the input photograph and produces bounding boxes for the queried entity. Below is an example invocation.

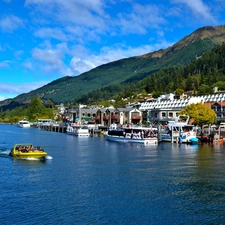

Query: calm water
[1,124,225,225]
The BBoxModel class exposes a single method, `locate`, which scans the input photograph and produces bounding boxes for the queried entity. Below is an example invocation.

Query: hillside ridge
[1,25,225,110]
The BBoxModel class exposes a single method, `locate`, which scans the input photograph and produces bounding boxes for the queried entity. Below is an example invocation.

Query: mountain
[1,25,225,110]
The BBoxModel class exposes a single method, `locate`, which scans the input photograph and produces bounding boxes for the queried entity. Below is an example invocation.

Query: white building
[139,93,225,122]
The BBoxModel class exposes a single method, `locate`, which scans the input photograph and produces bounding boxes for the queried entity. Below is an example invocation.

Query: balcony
[131,116,141,120]
[111,115,119,120]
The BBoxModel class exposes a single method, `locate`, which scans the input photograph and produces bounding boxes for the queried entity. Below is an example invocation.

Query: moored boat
[9,143,47,159]
[105,124,158,145]
[66,124,90,136]
[17,118,30,128]
[160,117,199,144]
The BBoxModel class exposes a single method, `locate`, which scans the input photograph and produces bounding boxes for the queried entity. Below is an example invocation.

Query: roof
[211,102,225,107]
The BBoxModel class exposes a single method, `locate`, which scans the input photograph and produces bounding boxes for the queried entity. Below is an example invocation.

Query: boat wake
[23,155,53,161]
[45,155,53,160]
[24,157,41,161]
[0,149,11,157]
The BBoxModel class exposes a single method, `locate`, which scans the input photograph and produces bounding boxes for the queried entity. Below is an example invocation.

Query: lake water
[1,124,225,225]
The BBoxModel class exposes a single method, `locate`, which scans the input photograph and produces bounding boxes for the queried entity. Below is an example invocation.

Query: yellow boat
[9,143,47,159]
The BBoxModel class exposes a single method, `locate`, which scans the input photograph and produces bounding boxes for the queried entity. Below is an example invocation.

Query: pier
[32,123,67,133]
[31,122,107,136]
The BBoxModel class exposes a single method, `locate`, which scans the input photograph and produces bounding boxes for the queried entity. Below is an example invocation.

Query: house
[94,107,142,127]
[211,102,225,121]
[116,108,142,125]
[95,107,117,126]
[68,108,97,123]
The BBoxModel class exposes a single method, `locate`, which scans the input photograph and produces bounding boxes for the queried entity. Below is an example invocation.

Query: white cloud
[32,48,64,72]
[23,60,34,70]
[0,81,50,97]
[0,96,8,101]
[0,61,10,68]
[0,14,24,32]
[30,42,74,76]
[117,4,167,35]
[34,27,68,41]
[69,40,174,74]
[172,0,216,22]
[25,0,106,28]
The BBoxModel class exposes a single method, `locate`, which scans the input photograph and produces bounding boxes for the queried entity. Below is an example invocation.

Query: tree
[28,97,45,121]
[175,88,184,95]
[198,84,211,95]
[179,102,216,126]
[45,100,54,108]
[212,81,225,91]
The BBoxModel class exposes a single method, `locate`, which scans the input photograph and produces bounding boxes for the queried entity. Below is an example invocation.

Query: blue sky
[0,0,225,101]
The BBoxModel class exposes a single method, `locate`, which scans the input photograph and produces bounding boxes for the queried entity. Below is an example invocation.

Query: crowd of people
[16,145,41,152]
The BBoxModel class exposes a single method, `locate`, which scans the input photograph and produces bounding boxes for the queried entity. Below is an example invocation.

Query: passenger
[37,146,41,151]
[20,146,26,152]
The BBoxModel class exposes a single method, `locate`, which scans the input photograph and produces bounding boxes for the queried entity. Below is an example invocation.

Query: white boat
[160,117,199,144]
[66,124,90,136]
[105,124,158,145]
[17,119,30,128]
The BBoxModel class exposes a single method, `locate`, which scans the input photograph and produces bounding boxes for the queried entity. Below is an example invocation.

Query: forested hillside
[74,43,225,105]
[142,43,225,95]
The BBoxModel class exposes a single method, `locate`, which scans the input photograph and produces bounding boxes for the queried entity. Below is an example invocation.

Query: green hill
[1,25,225,110]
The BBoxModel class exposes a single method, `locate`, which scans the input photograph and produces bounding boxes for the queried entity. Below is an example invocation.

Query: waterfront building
[211,102,225,122]
[139,93,225,123]
[66,93,225,126]
[95,107,116,126]
[68,108,97,123]
[95,107,142,127]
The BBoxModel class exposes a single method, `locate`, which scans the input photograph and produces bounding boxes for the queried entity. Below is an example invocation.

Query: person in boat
[20,146,28,152]
[24,146,29,152]
[36,146,43,151]
[27,145,33,151]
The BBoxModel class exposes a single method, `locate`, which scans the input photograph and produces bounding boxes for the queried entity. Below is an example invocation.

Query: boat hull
[18,123,30,128]
[10,151,47,159]
[160,134,199,144]
[105,134,158,145]
[67,131,90,136]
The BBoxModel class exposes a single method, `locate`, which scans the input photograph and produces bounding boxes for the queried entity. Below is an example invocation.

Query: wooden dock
[31,123,107,135]
[32,123,67,133]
